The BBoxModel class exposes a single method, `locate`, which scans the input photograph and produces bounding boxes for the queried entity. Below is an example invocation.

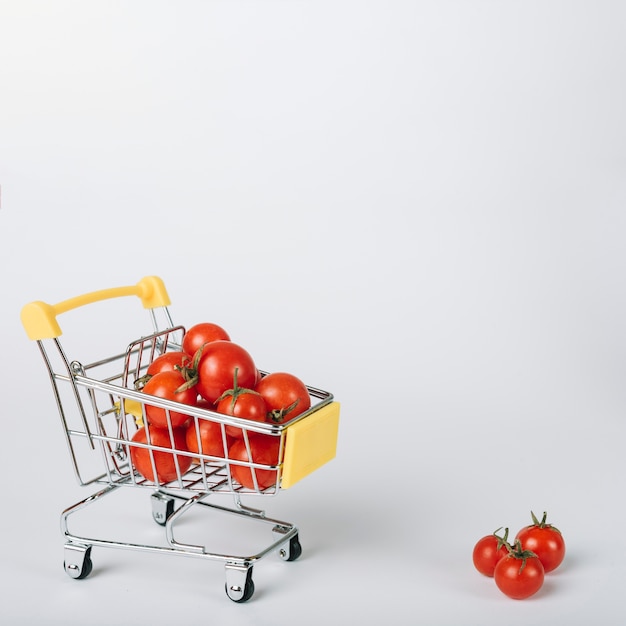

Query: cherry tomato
[494,542,545,600]
[185,398,227,457]
[142,370,197,428]
[133,351,190,390]
[472,528,510,577]
[185,418,227,458]
[255,372,311,423]
[228,434,281,490]
[215,369,268,438]
[515,511,565,573]
[217,392,268,438]
[147,351,190,376]
[182,322,230,356]
[130,425,191,484]
[195,341,257,404]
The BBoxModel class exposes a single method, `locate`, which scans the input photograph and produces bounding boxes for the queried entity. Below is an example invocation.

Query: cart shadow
[285,495,413,561]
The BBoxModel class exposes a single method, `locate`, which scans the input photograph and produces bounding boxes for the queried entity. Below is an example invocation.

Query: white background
[1,1,625,624]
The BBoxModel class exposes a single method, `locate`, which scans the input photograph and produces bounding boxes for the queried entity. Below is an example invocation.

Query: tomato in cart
[228,435,281,490]
[130,425,192,484]
[142,370,198,428]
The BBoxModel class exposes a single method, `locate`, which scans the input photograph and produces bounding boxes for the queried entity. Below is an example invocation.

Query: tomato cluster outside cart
[472,511,566,600]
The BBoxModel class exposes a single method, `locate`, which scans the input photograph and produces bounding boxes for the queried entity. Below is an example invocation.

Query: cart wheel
[225,566,255,603]
[63,545,93,580]
[279,534,302,562]
[151,492,175,526]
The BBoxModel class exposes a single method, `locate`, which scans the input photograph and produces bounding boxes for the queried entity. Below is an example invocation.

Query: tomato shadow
[543,553,577,577]
[534,576,558,599]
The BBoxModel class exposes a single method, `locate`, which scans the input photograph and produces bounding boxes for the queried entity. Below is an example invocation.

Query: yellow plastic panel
[281,402,340,489]
[113,400,144,427]
[123,399,144,427]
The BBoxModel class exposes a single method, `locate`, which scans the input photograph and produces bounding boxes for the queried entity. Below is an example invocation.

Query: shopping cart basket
[20,276,340,602]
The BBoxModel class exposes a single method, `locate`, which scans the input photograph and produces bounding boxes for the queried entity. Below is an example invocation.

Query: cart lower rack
[21,276,340,602]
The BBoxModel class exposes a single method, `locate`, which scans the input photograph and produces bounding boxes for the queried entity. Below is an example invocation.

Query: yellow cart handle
[21,276,170,340]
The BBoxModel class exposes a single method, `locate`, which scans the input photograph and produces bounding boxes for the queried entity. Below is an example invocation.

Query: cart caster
[63,544,93,580]
[279,534,302,562]
[273,526,302,561]
[225,565,255,603]
[151,492,175,526]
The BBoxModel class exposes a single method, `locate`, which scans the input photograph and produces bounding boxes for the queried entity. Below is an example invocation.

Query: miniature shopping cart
[20,276,340,602]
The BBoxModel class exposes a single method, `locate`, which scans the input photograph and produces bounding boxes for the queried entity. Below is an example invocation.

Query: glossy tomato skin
[515,523,565,573]
[195,341,257,404]
[494,553,544,599]
[472,534,510,577]
[182,322,230,357]
[228,435,281,490]
[130,425,191,484]
[142,370,197,429]
[146,351,190,376]
[185,398,227,458]
[216,391,268,438]
[255,372,311,423]
[185,418,227,458]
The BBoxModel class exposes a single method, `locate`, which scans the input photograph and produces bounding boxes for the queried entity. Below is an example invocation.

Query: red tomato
[142,370,197,428]
[185,418,227,458]
[228,435,281,490]
[147,351,190,376]
[133,351,190,390]
[185,398,227,457]
[494,546,545,599]
[217,392,268,438]
[515,511,565,573]
[215,370,268,438]
[195,341,257,404]
[183,322,230,356]
[255,372,311,423]
[130,425,191,484]
[472,528,510,577]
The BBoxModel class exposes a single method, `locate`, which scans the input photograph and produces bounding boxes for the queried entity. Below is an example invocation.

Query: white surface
[1,1,626,624]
